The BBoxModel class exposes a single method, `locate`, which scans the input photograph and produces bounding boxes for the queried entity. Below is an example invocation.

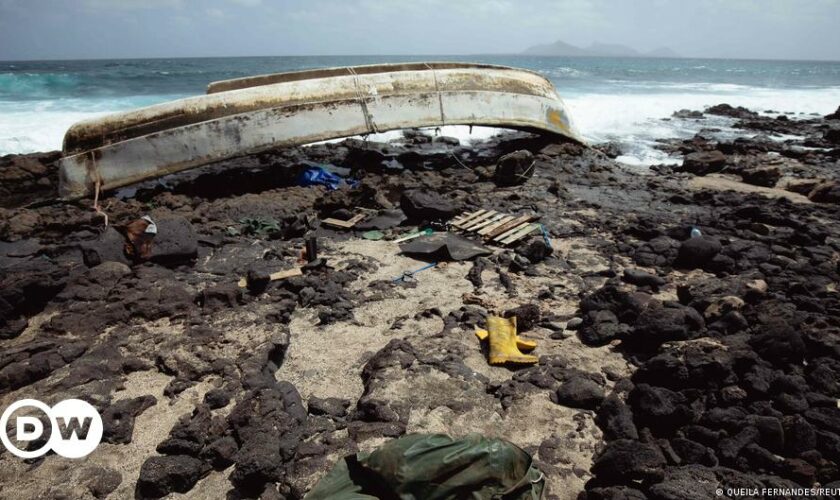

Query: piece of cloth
[400,232,492,262]
[305,433,545,500]
[298,166,357,191]
[355,209,407,230]
[362,230,385,241]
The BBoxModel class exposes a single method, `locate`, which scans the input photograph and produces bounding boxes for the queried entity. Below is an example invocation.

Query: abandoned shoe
[477,316,538,365]
[475,316,537,353]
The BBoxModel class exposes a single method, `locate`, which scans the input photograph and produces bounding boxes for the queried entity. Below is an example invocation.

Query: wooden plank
[461,210,498,231]
[323,213,365,228]
[453,209,490,229]
[451,209,487,228]
[478,215,515,235]
[467,213,507,233]
[269,268,303,280]
[238,267,302,288]
[450,210,482,227]
[500,223,540,245]
[487,214,536,240]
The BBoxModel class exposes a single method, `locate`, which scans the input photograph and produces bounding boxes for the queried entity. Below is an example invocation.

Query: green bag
[305,433,545,500]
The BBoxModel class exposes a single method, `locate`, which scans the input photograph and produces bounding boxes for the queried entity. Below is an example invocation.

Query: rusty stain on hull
[58,62,583,199]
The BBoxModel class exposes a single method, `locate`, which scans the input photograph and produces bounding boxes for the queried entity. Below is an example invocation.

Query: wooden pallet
[450,210,540,245]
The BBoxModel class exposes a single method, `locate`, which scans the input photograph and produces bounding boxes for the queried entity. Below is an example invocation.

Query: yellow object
[475,316,538,365]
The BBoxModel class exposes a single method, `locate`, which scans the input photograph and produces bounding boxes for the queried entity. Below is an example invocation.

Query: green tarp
[305,433,545,500]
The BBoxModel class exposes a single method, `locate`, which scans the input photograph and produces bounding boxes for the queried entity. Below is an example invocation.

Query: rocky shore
[1,103,840,499]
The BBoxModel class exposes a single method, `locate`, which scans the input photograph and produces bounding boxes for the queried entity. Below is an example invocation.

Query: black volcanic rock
[676,237,721,269]
[706,104,759,119]
[399,189,458,221]
[554,375,605,410]
[136,455,211,498]
[592,439,667,483]
[680,151,727,175]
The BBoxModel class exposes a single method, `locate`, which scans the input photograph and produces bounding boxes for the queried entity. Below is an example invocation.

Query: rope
[515,159,536,182]
[425,63,446,127]
[89,154,109,227]
[348,67,379,135]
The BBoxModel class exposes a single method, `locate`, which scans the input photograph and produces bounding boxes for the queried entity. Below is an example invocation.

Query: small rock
[400,189,458,221]
[741,166,781,187]
[676,237,721,269]
[503,303,541,332]
[308,396,350,418]
[553,375,605,410]
[565,317,583,330]
[203,388,231,409]
[622,268,665,289]
[136,455,211,498]
[680,151,727,175]
[591,439,666,482]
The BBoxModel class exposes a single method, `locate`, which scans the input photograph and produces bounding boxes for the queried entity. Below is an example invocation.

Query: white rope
[89,154,109,227]
[348,67,378,135]
[425,63,446,127]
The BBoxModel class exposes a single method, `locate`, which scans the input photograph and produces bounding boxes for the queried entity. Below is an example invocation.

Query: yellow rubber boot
[508,317,537,352]
[483,316,538,365]
[475,317,537,352]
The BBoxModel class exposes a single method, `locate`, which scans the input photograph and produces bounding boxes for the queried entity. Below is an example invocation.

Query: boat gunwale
[205,61,552,94]
[63,64,561,154]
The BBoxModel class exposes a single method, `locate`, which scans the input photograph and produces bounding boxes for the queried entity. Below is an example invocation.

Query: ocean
[2,55,839,164]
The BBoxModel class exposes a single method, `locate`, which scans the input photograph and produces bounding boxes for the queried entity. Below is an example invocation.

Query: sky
[0,0,838,61]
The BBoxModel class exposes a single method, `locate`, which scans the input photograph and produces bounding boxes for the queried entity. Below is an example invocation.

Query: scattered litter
[305,433,545,499]
[393,228,433,243]
[475,316,538,365]
[362,230,385,241]
[499,223,541,245]
[322,213,365,229]
[392,262,437,283]
[691,226,702,238]
[355,209,406,230]
[240,266,303,290]
[304,236,318,262]
[450,210,540,245]
[540,224,553,250]
[400,232,491,262]
[124,215,157,260]
[297,165,357,190]
[240,217,280,236]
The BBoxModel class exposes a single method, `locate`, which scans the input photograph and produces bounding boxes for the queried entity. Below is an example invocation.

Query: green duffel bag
[305,433,545,500]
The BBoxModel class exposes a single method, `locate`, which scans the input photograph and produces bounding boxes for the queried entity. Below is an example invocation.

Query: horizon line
[2,53,839,64]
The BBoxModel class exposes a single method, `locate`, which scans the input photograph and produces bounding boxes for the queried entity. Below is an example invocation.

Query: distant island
[522,39,680,58]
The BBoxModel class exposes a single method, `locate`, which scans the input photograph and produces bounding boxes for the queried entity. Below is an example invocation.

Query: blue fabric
[298,166,357,191]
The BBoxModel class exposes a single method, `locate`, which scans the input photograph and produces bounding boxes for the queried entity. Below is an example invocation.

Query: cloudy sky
[0,0,837,61]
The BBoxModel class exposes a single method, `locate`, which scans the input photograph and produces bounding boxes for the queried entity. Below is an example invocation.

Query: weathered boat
[58,62,583,199]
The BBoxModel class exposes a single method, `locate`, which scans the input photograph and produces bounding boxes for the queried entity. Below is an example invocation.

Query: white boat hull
[58,63,582,199]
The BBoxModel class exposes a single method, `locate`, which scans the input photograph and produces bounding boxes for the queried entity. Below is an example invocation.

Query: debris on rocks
[243,266,303,291]
[4,102,840,499]
[475,315,538,365]
[306,433,545,499]
[393,227,433,243]
[392,261,437,283]
[322,213,365,229]
[400,232,492,262]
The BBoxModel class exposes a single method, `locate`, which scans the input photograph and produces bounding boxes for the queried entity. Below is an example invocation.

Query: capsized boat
[58,62,583,199]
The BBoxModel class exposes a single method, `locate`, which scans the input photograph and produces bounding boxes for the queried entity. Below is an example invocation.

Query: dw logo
[0,399,103,459]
